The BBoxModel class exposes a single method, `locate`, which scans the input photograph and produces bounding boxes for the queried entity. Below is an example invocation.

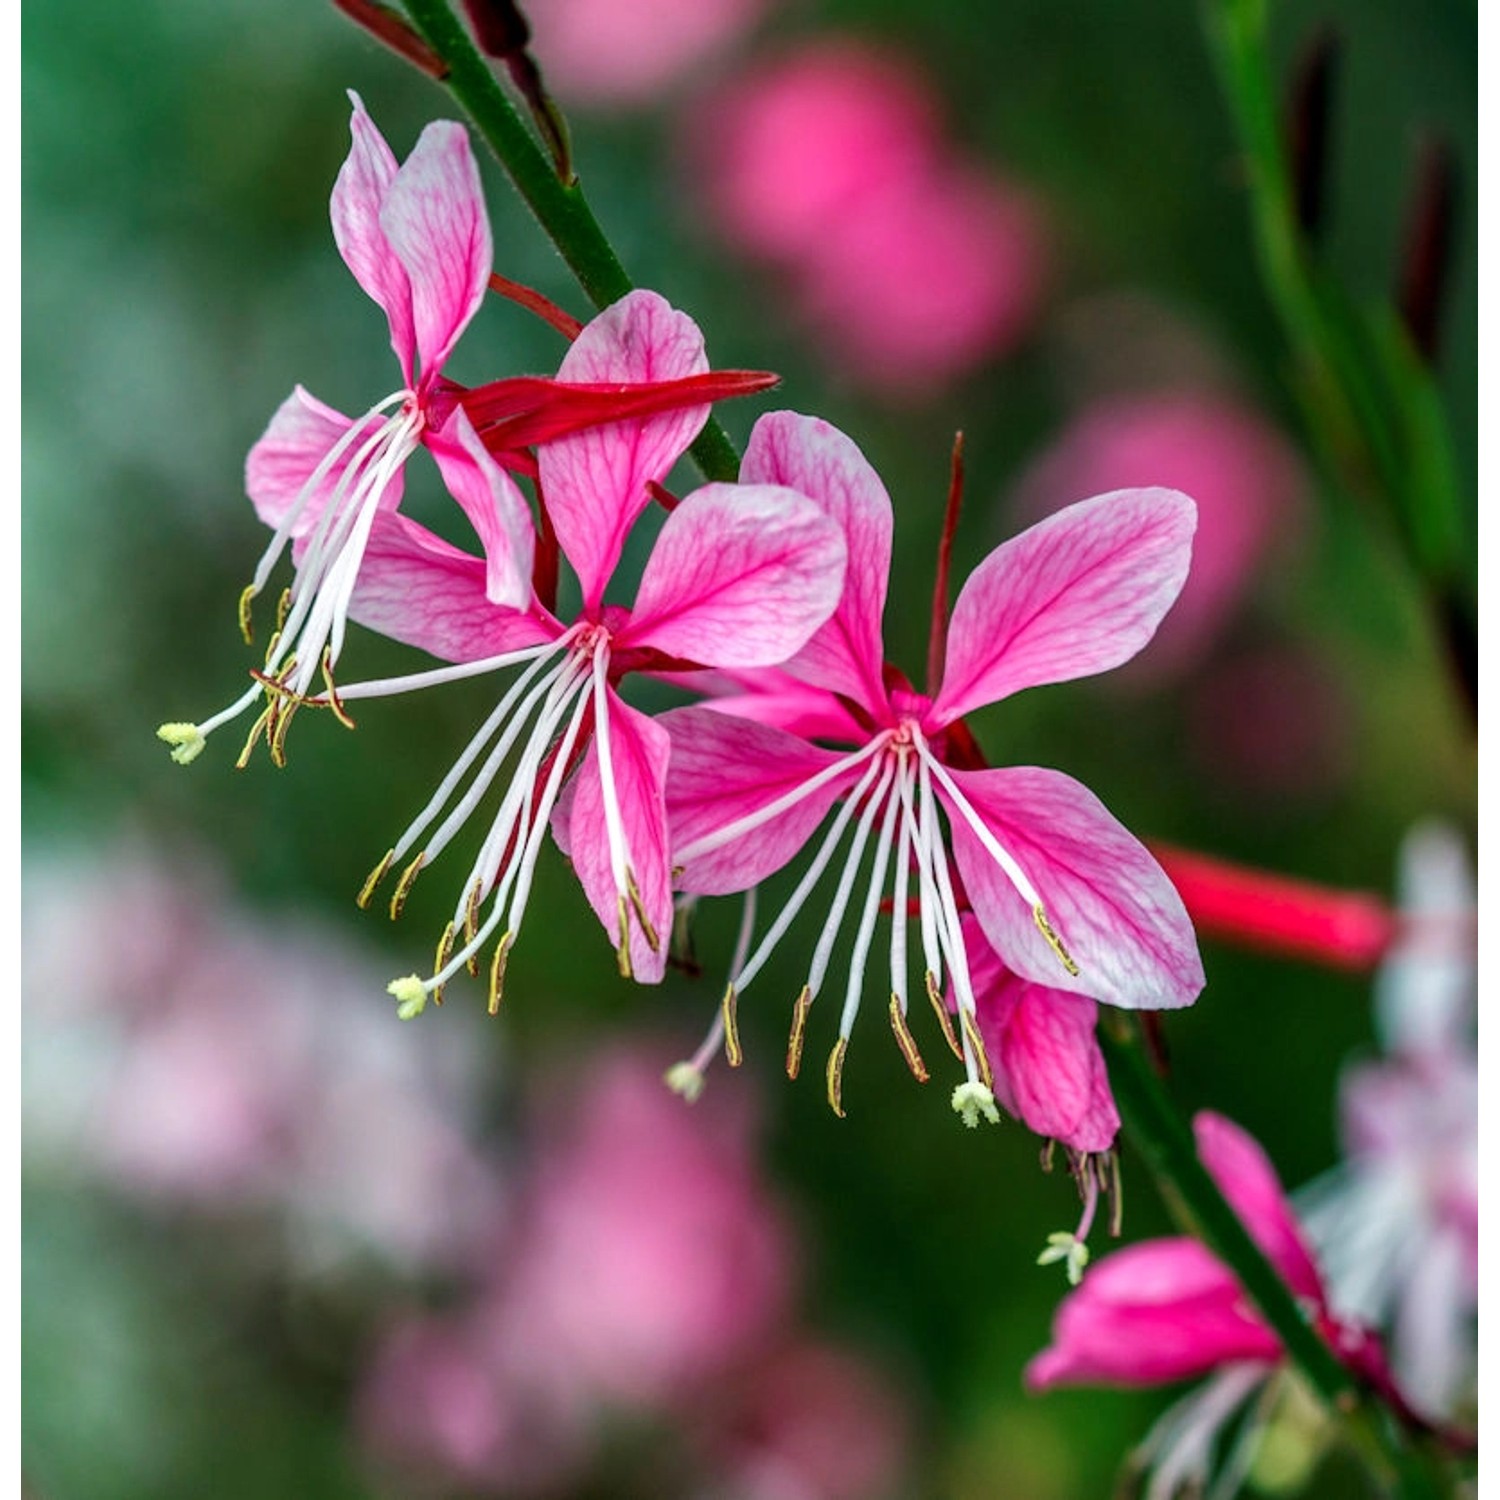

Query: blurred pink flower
[706,1340,912,1500]
[1013,392,1308,680]
[1299,823,1477,1422]
[690,42,1046,394]
[496,1046,794,1407]
[524,0,769,107]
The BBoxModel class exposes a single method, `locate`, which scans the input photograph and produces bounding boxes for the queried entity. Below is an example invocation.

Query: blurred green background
[23,0,1474,1496]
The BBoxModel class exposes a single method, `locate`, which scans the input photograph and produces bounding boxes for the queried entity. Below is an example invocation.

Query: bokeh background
[22,0,1476,1496]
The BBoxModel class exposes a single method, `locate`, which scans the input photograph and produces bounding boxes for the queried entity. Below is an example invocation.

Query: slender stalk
[395,0,743,483]
[1100,1019,1451,1497]
[1204,0,1474,715]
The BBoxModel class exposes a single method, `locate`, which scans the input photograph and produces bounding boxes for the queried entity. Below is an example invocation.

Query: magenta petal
[620,483,846,668]
[246,386,403,535]
[425,407,537,610]
[674,668,869,742]
[944,765,1204,1009]
[331,92,415,384]
[1025,1238,1280,1390]
[563,692,674,984]
[347,512,555,663]
[966,935,1118,1152]
[930,487,1196,726]
[740,411,892,714]
[379,118,490,382]
[1195,1112,1326,1303]
[538,292,710,609]
[661,707,854,896]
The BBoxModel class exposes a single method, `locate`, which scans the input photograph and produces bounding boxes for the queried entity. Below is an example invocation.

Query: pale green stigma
[157,722,206,766]
[1037,1230,1091,1286]
[388,975,427,1021]
[663,1061,705,1104]
[951,1080,1000,1128]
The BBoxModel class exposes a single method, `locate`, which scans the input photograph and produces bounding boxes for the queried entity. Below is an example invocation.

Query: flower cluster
[161,97,1205,1143]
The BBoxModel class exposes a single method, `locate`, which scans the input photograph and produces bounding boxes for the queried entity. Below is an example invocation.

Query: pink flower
[1299,823,1477,1422]
[1012,392,1307,680]
[663,412,1203,1125]
[1027,1113,1383,1496]
[690,42,1046,394]
[524,0,769,107]
[329,294,845,1005]
[159,93,506,767]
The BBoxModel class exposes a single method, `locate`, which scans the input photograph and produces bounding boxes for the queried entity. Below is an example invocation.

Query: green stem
[1100,1021,1449,1496]
[395,0,743,484]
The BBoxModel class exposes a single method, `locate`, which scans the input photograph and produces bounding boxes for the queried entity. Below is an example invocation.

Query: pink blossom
[524,0,769,107]
[325,293,846,1006]
[159,93,510,768]
[663,411,1202,1125]
[1299,823,1477,1421]
[1027,1113,1382,1497]
[690,43,1046,394]
[1013,392,1307,679]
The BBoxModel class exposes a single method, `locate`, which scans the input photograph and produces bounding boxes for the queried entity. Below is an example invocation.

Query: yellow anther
[357,849,394,910]
[959,1006,995,1091]
[785,985,812,1079]
[157,722,206,767]
[389,853,425,921]
[663,1062,705,1103]
[234,700,276,770]
[430,922,455,1006]
[320,648,356,730]
[721,984,743,1067]
[888,994,929,1082]
[237,585,257,645]
[825,1036,849,1118]
[487,931,513,1015]
[268,695,297,768]
[924,971,964,1061]
[615,894,633,978]
[1033,904,1080,976]
[463,882,483,976]
[626,872,661,953]
[388,975,427,1021]
[951,1080,1000,1128]
[275,586,292,632]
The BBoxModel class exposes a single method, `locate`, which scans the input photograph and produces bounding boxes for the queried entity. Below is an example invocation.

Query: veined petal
[620,484,847,668]
[930,488,1196,726]
[425,407,537,611]
[671,668,869,742]
[661,707,854,896]
[379,118,491,382]
[246,387,397,535]
[564,691,674,983]
[347,512,555,662]
[944,765,1204,1009]
[741,411,892,715]
[1195,1112,1325,1303]
[538,292,710,609]
[964,919,1118,1152]
[331,92,416,384]
[1025,1238,1280,1390]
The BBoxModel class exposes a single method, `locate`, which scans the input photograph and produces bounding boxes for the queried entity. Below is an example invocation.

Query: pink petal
[425,407,537,610]
[944,765,1204,1009]
[330,92,416,384]
[965,933,1118,1152]
[537,292,710,609]
[1025,1238,1280,1389]
[619,483,846,668]
[246,387,402,535]
[929,488,1196,726]
[379,118,491,383]
[1194,1112,1325,1303]
[348,512,556,662]
[740,411,891,714]
[660,707,854,896]
[563,692,674,983]
[660,669,868,742]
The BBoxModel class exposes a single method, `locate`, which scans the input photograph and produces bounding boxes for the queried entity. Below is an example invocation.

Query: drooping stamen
[888,994,929,1082]
[668,891,757,1098]
[389,854,425,921]
[785,985,812,1080]
[825,1036,849,1118]
[487,932,513,1015]
[721,985,743,1067]
[903,765,963,1062]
